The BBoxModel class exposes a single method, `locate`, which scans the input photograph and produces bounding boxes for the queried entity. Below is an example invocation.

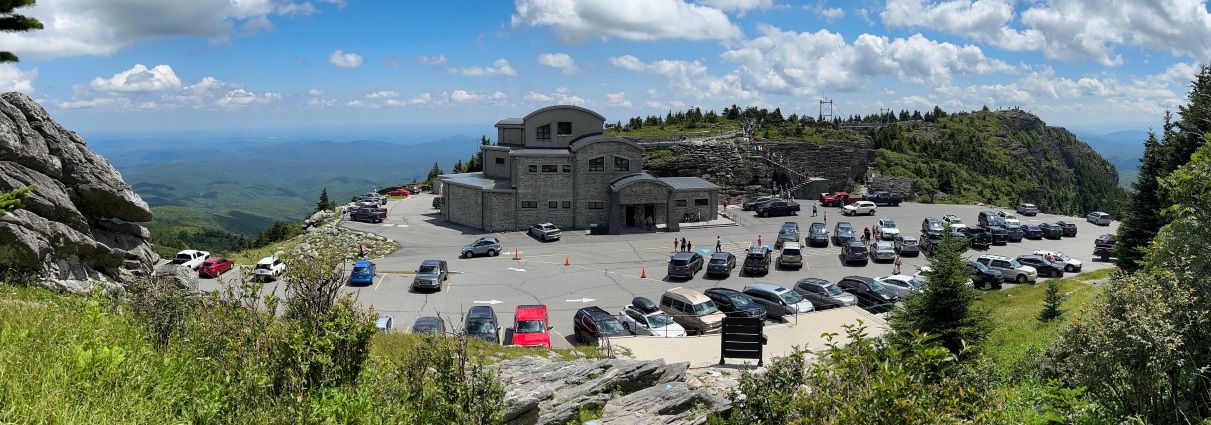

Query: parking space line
[495,232,512,244]
[374,274,385,290]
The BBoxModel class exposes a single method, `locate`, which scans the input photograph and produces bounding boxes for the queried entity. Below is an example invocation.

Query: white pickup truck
[170,249,210,270]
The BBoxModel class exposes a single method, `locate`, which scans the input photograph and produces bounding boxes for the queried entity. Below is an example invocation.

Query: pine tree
[427,162,444,181]
[316,187,331,213]
[886,230,992,357]
[1,0,43,63]
[1115,131,1166,271]
[1037,280,1065,322]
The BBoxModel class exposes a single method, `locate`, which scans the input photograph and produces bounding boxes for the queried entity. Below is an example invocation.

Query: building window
[521,201,538,209]
[589,157,605,171]
[537,124,551,140]
[549,201,558,209]
[614,157,630,171]
[675,200,687,207]
[561,164,571,173]
[541,164,558,173]
[495,158,505,165]
[562,201,571,209]
[695,198,709,206]
[557,122,572,135]
[588,202,604,210]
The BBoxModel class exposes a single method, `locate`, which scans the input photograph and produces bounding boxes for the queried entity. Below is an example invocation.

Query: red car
[387,189,410,196]
[820,191,851,207]
[198,257,234,277]
[512,304,552,349]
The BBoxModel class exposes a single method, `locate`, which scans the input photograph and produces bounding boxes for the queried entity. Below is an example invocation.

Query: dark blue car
[350,260,376,285]
[1021,224,1044,239]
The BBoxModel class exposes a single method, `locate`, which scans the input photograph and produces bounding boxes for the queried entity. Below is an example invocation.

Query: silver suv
[976,254,1037,283]
[462,237,501,258]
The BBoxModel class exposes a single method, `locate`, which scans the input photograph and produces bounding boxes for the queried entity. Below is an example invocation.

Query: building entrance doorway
[625,204,655,226]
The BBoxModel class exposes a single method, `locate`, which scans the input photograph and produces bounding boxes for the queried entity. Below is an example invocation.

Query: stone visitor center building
[440,105,720,234]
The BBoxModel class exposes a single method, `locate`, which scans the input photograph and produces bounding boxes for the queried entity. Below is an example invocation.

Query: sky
[2,0,1209,136]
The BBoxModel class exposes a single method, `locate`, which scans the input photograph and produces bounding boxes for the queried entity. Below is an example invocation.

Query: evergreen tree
[0,184,32,216]
[886,230,992,357]
[1,0,43,63]
[316,187,331,213]
[1115,131,1166,272]
[1037,279,1064,322]
[426,162,444,181]
[1170,64,1211,171]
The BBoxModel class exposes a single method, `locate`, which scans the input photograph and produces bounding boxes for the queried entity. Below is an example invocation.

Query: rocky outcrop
[0,92,156,291]
[491,355,729,425]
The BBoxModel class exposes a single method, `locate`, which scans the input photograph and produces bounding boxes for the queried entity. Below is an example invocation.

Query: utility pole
[818,99,834,123]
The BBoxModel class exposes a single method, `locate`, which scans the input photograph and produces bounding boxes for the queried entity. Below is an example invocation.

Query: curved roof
[495,118,524,127]
[569,134,641,153]
[523,105,607,122]
[610,172,671,191]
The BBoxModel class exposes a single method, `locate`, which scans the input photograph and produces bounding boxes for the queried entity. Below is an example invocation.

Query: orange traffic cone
[565,256,570,266]
[513,247,520,260]
[641,268,647,278]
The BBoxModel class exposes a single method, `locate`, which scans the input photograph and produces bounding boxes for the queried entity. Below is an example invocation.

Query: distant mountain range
[1073,130,1148,190]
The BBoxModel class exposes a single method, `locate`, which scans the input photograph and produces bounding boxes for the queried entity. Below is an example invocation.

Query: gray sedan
[869,241,896,262]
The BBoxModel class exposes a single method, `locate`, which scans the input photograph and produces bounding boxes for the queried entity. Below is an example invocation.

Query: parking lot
[200,193,1118,350]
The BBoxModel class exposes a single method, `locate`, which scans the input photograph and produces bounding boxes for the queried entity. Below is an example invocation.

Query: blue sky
[2,0,1208,136]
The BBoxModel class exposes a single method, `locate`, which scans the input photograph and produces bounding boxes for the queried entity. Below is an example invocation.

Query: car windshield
[729,295,755,307]
[671,259,688,266]
[868,280,887,292]
[838,224,852,232]
[693,301,720,315]
[709,258,728,265]
[255,263,271,270]
[1004,214,1016,219]
[972,261,989,272]
[904,278,924,288]
[901,238,916,244]
[598,320,629,336]
[418,265,438,274]
[876,243,892,251]
[783,249,801,255]
[779,290,805,304]
[810,224,825,232]
[823,283,843,296]
[1009,260,1024,268]
[516,320,545,333]
[466,320,495,334]
[928,221,943,230]
[646,312,675,328]
[851,245,867,253]
[950,218,964,224]
[352,266,370,274]
[1054,252,1070,261]
[883,222,897,229]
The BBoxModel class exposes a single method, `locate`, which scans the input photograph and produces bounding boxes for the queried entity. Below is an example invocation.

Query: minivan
[793,278,858,310]
[667,252,704,279]
[742,283,815,320]
[778,242,803,269]
[1086,211,1111,225]
[659,287,725,335]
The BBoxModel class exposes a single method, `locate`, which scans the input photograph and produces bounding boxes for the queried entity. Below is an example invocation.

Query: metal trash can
[589,223,609,235]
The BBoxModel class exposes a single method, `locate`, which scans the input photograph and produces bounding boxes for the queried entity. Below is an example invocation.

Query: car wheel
[761,211,768,217]
[1065,265,1075,272]
[869,210,876,216]
[462,251,471,258]
[1016,274,1027,283]
[488,249,498,257]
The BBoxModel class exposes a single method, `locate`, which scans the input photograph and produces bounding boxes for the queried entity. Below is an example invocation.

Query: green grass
[976,274,1105,372]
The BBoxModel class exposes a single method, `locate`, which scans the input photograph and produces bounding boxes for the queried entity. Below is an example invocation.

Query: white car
[529,222,562,241]
[942,214,968,230]
[915,266,974,288]
[876,275,923,297]
[1033,250,1083,273]
[619,301,686,338]
[252,257,286,281]
[843,200,877,216]
[976,254,1037,283]
[877,218,900,240]
[997,212,1021,226]
[170,249,210,270]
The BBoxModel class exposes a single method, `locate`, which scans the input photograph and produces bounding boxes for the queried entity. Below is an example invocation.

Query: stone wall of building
[671,189,718,222]
[483,191,518,232]
[514,156,575,229]
[444,183,483,229]
[573,140,644,229]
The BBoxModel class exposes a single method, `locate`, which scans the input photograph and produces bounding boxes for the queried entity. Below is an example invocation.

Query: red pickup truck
[511,304,552,349]
[820,191,851,207]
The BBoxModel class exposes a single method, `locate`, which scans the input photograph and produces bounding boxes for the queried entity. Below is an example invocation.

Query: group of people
[674,237,694,253]
[681,211,704,223]
[633,213,655,231]
[860,226,884,244]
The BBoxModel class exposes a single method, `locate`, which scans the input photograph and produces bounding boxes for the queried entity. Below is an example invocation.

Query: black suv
[775,228,799,249]
[919,233,942,255]
[833,222,856,246]
[977,211,1004,228]
[807,222,829,247]
[1056,220,1078,237]
[966,260,1003,289]
[840,241,868,265]
[667,252,704,279]
[573,306,631,344]
[1039,223,1064,239]
[837,275,900,311]
[963,226,993,248]
[705,252,736,277]
[1016,255,1065,278]
[987,225,1009,245]
[703,288,767,320]
[464,306,501,344]
[743,247,772,275]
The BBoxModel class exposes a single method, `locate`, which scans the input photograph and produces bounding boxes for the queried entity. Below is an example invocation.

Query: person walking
[674,238,678,252]
[716,236,722,252]
[757,235,763,247]
[893,255,902,275]
[687,240,693,253]
[863,227,871,244]
[812,202,817,217]
[680,237,687,252]
[646,215,654,231]
[823,211,827,225]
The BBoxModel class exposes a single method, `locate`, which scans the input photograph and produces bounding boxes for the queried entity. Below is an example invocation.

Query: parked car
[375,315,393,332]
[863,191,903,206]
[703,288,767,321]
[252,257,285,281]
[774,228,799,249]
[942,214,967,230]
[349,260,376,285]
[806,222,829,247]
[1057,220,1078,237]
[1094,234,1117,261]
[619,297,687,337]
[962,226,993,248]
[877,218,900,240]
[778,242,804,269]
[411,316,446,336]
[841,241,869,265]
[977,210,1004,228]
[966,260,1004,289]
[793,278,858,310]
[462,237,501,258]
[842,200,877,216]
[976,254,1038,283]
[411,259,448,291]
[919,232,941,255]
[512,304,552,349]
[742,283,815,320]
[868,241,896,262]
[1016,255,1065,278]
[198,257,234,277]
[755,199,800,217]
[997,211,1022,226]
[820,191,851,207]
[987,225,1009,245]
[1087,211,1111,225]
[837,276,900,309]
[1034,250,1083,272]
[1005,224,1025,241]
[742,246,772,275]
[529,223,562,241]
[349,207,386,223]
[171,249,210,270]
[705,252,736,277]
[894,235,920,256]
[573,306,631,344]
[1038,223,1064,239]
[387,189,410,196]
[667,252,704,279]
[875,275,923,298]
[832,222,856,246]
[781,221,800,234]
[465,306,501,344]
[659,287,725,335]
[742,196,773,211]
[922,217,944,235]
[1021,224,1044,239]
[1017,203,1039,216]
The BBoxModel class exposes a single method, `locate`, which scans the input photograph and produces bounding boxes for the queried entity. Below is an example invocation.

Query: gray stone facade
[440,105,719,234]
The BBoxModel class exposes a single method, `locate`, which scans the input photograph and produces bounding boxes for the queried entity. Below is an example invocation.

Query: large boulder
[0,92,156,291]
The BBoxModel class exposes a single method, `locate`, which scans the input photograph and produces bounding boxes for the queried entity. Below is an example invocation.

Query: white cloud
[381,55,401,68]
[608,55,757,101]
[511,0,743,43]
[451,58,517,77]
[606,92,632,107]
[415,54,447,65]
[215,88,281,108]
[307,88,325,96]
[366,90,399,99]
[522,87,585,104]
[450,89,507,103]
[0,0,344,60]
[696,0,773,13]
[329,49,363,68]
[537,53,586,74]
[89,64,181,93]
[524,91,555,102]
[0,64,37,93]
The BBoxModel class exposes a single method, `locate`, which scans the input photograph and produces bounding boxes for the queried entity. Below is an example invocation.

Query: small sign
[720,317,765,366]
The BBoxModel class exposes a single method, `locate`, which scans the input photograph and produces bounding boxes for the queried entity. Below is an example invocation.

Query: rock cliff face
[0,92,157,291]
